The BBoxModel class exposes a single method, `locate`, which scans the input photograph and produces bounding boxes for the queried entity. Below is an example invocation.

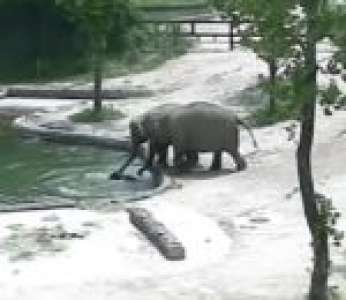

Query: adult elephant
[109,103,198,180]
[169,102,258,171]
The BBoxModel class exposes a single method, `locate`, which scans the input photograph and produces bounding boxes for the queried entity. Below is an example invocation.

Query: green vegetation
[0,0,192,86]
[133,0,208,8]
[212,0,297,114]
[69,105,126,123]
[244,80,300,126]
[56,0,138,112]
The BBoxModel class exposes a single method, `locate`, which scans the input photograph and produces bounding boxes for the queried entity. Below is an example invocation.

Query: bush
[248,79,301,126]
[251,102,300,126]
[70,106,126,123]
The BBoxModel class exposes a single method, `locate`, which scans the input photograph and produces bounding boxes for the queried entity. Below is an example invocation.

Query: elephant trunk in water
[109,143,143,180]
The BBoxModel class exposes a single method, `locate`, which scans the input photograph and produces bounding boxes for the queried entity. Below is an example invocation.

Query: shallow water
[0,124,153,210]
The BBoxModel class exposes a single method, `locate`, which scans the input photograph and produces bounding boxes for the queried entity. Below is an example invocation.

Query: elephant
[110,103,198,180]
[167,102,258,172]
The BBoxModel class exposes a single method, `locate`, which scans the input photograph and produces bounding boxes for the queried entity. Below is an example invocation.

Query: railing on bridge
[140,18,244,51]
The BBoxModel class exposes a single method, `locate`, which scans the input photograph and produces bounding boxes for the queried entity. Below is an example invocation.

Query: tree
[213,1,345,299]
[55,0,137,112]
[212,0,298,113]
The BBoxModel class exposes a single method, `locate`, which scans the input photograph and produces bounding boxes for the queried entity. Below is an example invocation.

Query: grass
[70,106,126,123]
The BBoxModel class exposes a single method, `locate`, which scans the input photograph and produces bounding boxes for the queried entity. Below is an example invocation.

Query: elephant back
[170,102,238,152]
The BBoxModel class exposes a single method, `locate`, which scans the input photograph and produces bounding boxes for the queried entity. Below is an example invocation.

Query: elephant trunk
[114,143,141,176]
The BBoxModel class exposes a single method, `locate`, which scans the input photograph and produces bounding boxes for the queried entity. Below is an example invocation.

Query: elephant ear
[144,114,166,141]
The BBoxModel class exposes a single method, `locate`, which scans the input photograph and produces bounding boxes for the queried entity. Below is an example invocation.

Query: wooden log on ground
[128,207,185,261]
[6,88,153,99]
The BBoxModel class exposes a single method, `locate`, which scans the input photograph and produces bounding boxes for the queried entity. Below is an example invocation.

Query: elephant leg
[138,142,156,176]
[158,145,169,168]
[186,151,199,167]
[210,151,222,171]
[173,148,185,171]
[228,149,246,171]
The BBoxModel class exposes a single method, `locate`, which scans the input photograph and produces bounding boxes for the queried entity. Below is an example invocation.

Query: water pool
[0,122,153,211]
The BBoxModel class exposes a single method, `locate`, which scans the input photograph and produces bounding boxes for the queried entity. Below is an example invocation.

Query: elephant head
[110,104,179,180]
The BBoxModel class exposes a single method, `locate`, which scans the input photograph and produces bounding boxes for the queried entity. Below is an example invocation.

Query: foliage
[250,79,301,126]
[327,3,346,68]
[0,0,89,81]
[56,0,135,34]
[315,194,344,247]
[320,79,341,107]
[55,0,139,111]
[70,105,126,123]
[212,0,299,113]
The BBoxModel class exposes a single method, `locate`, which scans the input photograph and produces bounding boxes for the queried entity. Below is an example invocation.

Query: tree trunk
[94,56,102,113]
[92,35,106,113]
[269,60,277,114]
[309,233,330,300]
[297,2,329,299]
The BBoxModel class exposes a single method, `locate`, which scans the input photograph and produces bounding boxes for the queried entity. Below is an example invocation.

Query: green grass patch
[70,106,126,123]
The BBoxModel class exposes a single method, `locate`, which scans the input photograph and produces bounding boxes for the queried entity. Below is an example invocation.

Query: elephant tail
[237,118,258,149]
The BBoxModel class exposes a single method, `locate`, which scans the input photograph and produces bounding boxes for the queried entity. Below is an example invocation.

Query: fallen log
[6,88,153,99]
[127,207,185,261]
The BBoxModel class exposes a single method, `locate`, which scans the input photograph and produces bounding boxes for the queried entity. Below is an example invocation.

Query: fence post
[229,20,234,51]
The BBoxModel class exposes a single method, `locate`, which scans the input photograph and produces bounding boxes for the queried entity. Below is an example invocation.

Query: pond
[0,121,154,211]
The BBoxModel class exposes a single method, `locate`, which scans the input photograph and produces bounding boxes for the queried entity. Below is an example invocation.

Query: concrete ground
[0,36,346,299]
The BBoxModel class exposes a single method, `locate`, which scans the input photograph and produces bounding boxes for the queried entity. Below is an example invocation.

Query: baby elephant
[169,102,258,171]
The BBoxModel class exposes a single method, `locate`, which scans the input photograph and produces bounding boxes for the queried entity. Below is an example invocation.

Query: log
[128,207,185,261]
[6,88,153,99]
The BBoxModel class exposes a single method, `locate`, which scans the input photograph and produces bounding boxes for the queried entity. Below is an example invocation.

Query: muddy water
[0,122,152,210]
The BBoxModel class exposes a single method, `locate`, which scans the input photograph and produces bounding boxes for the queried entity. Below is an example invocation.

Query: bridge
[140,17,248,52]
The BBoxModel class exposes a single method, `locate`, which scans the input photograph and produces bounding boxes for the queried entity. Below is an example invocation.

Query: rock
[127,207,186,261]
